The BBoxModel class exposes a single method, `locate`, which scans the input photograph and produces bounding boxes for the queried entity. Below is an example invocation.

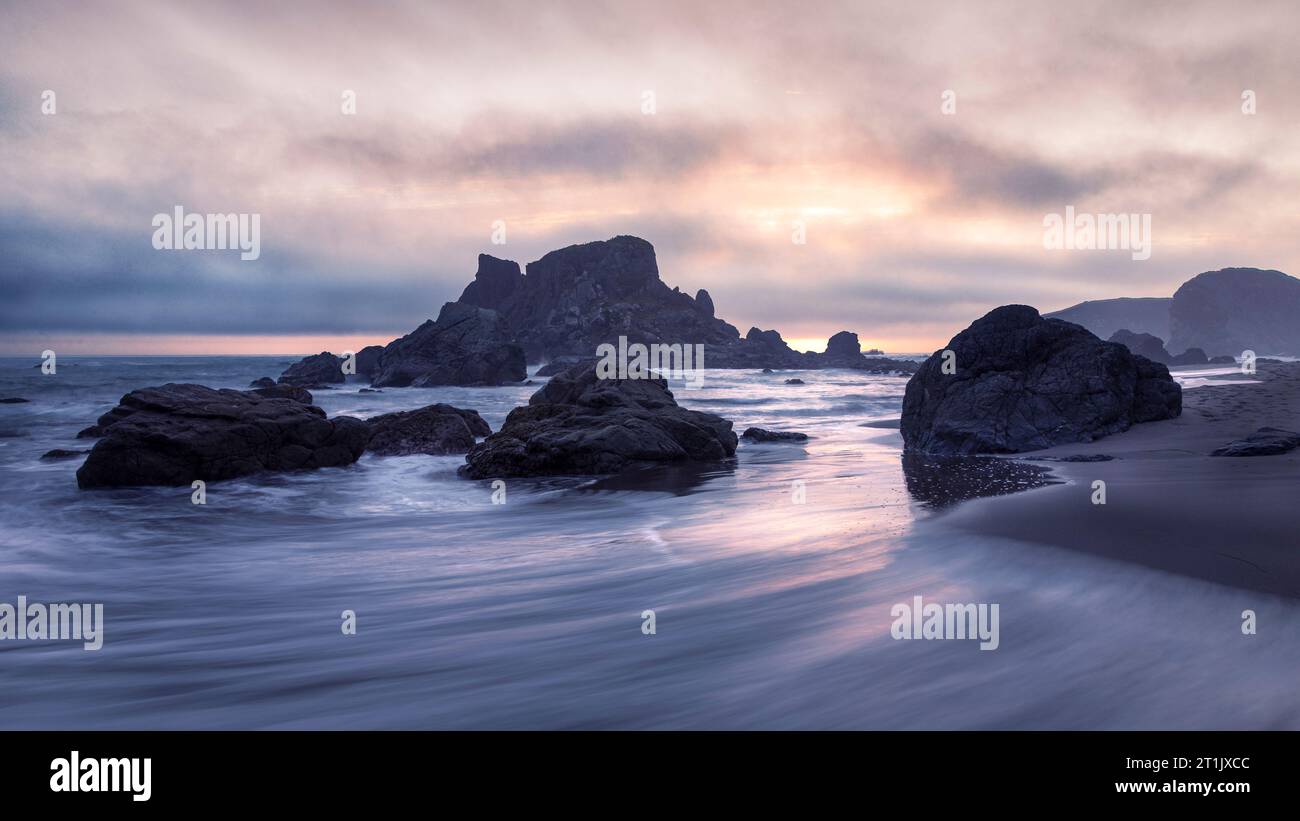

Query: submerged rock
[784,378,805,385]
[902,305,1181,455]
[0,397,30,404]
[365,404,491,456]
[371,302,526,388]
[741,427,808,442]
[250,384,313,404]
[75,384,367,488]
[41,449,87,460]
[1210,427,1300,457]
[460,362,736,478]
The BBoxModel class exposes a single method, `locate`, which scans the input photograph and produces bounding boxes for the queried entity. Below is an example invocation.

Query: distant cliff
[1169,268,1300,357]
[1044,297,1171,342]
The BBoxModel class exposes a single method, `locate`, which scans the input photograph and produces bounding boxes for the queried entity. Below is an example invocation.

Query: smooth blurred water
[0,356,1297,728]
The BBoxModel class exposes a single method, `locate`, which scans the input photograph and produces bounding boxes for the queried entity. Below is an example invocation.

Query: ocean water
[1,356,1298,729]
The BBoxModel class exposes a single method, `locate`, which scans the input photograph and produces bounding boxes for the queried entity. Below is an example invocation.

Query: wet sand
[934,361,1300,598]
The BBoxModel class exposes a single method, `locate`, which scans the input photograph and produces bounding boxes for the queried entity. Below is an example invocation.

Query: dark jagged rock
[455,237,738,363]
[761,368,775,374]
[741,427,808,442]
[784,378,805,385]
[365,404,491,456]
[695,289,715,318]
[1170,268,1300,356]
[75,384,368,488]
[458,254,523,310]
[1109,329,1210,368]
[371,302,526,388]
[353,345,385,379]
[1,397,30,404]
[249,377,276,389]
[449,236,918,374]
[824,331,861,361]
[279,352,345,386]
[251,384,314,404]
[358,388,381,393]
[460,362,736,478]
[1109,329,1170,364]
[1209,355,1238,365]
[705,327,816,369]
[901,305,1181,455]
[41,449,87,460]
[1211,427,1300,457]
[536,355,597,377]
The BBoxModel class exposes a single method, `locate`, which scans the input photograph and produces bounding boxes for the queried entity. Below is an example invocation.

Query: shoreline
[928,362,1300,598]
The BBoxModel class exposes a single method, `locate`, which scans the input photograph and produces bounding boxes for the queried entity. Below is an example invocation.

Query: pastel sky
[2,0,1299,355]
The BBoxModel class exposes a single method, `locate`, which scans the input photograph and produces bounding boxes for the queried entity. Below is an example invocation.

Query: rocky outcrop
[278,352,345,386]
[460,361,736,478]
[741,427,808,442]
[1,397,30,404]
[705,327,816,369]
[456,237,739,363]
[75,384,368,488]
[1045,296,1172,342]
[824,331,862,362]
[1108,330,1170,363]
[371,301,526,388]
[1109,330,1209,368]
[448,235,920,375]
[1169,268,1300,357]
[354,345,385,379]
[364,404,491,456]
[251,383,314,403]
[536,355,597,377]
[901,305,1181,455]
[1211,427,1300,457]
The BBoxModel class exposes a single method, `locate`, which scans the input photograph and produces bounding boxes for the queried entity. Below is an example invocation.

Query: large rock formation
[370,301,526,387]
[364,404,491,456]
[76,384,368,488]
[456,236,740,363]
[901,305,1181,455]
[1045,297,1172,342]
[1169,268,1300,357]
[460,361,737,478]
[449,236,918,374]
[278,352,345,386]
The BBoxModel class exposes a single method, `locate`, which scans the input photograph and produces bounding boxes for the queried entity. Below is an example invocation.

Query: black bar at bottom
[1,730,1280,808]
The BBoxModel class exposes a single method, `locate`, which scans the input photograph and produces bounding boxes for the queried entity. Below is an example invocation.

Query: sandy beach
[936,361,1300,598]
